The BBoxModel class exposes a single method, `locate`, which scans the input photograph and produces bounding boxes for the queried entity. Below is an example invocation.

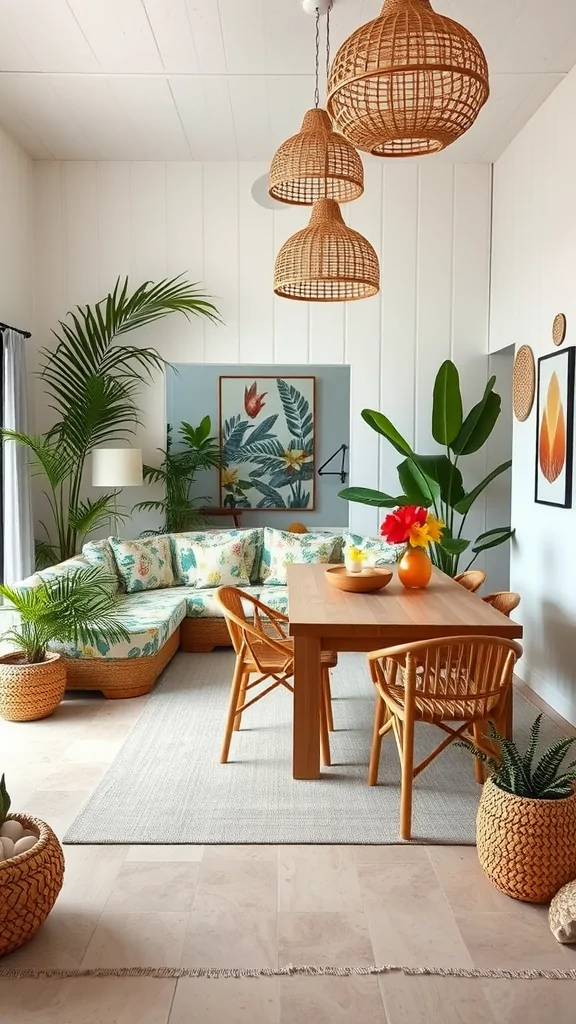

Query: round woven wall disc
[552,313,566,346]
[513,345,536,422]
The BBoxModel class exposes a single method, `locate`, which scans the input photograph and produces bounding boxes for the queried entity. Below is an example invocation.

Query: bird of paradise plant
[340,360,513,576]
[1,277,220,567]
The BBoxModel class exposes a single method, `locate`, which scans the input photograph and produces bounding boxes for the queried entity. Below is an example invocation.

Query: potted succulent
[0,565,129,722]
[0,774,65,957]
[465,715,576,903]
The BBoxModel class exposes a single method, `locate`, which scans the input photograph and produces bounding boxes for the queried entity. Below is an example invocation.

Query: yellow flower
[221,467,239,487]
[407,523,431,548]
[283,449,308,472]
[348,546,364,561]
[425,514,445,544]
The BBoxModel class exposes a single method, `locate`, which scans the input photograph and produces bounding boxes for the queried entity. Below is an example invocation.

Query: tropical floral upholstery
[16,556,118,598]
[110,536,175,593]
[259,527,340,586]
[50,590,187,660]
[342,532,402,567]
[82,539,121,592]
[171,528,261,587]
[181,585,264,619]
[258,586,289,617]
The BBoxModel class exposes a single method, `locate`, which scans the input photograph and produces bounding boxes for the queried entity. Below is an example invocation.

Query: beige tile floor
[1,687,576,1023]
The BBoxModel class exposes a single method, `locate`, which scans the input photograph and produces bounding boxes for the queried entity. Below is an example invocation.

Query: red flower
[380,505,427,544]
[244,382,267,419]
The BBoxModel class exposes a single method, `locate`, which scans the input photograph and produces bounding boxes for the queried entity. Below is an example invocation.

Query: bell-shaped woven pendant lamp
[269,3,364,205]
[326,0,489,157]
[273,198,379,302]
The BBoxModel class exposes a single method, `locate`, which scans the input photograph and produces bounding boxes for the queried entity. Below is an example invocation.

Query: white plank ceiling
[0,0,574,161]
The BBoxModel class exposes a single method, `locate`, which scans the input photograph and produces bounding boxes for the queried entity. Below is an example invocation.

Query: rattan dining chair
[454,570,486,593]
[215,586,336,767]
[482,592,521,617]
[366,635,523,840]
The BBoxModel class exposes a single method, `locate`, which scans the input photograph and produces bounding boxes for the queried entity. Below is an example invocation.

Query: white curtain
[3,329,34,584]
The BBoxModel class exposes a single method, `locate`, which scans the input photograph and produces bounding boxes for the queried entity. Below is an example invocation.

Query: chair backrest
[214,586,291,660]
[482,591,521,617]
[368,635,522,722]
[455,570,486,593]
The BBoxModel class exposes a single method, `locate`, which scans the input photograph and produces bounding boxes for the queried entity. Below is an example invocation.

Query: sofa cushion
[171,528,261,587]
[82,539,121,592]
[181,584,263,619]
[50,590,187,660]
[342,531,402,567]
[259,527,340,586]
[110,536,175,593]
[258,586,289,617]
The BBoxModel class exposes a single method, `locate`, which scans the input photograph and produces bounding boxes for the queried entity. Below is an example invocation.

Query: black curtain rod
[0,321,31,339]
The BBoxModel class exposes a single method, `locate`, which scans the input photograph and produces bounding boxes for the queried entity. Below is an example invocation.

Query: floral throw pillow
[260,527,339,586]
[110,536,174,593]
[82,538,121,592]
[192,537,252,589]
[171,529,260,587]
[342,532,402,567]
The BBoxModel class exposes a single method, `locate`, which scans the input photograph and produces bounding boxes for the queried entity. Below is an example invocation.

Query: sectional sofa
[16,527,399,699]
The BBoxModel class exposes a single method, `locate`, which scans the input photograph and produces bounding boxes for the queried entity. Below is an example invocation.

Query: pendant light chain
[325,4,331,92]
[314,8,320,109]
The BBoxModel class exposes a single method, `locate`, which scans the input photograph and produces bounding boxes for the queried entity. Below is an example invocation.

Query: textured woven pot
[477,777,576,903]
[0,814,64,957]
[0,652,66,722]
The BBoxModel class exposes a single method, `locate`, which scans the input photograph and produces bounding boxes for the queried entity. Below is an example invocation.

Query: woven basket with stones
[0,814,64,957]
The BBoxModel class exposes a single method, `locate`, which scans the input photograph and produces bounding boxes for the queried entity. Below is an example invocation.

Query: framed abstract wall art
[535,347,575,508]
[219,375,315,510]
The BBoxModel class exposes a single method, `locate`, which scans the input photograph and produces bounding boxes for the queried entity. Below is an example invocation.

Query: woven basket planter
[0,814,64,958]
[0,652,66,722]
[477,777,576,903]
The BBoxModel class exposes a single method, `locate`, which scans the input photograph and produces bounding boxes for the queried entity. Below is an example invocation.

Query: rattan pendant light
[269,4,363,205]
[326,0,489,157]
[273,198,379,302]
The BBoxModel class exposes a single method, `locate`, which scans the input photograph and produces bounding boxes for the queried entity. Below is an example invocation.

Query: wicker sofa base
[180,617,232,653]
[64,628,181,700]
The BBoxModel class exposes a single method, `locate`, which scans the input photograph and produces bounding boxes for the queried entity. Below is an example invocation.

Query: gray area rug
[64,651,561,845]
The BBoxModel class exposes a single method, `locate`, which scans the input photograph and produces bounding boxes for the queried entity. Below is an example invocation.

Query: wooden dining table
[286,563,523,780]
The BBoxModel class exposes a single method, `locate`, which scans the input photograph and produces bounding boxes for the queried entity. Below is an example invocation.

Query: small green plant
[0,567,130,665]
[0,775,10,827]
[133,418,222,534]
[463,715,576,799]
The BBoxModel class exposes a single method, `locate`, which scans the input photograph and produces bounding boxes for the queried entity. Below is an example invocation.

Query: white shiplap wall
[490,62,576,722]
[31,159,492,539]
[0,128,33,330]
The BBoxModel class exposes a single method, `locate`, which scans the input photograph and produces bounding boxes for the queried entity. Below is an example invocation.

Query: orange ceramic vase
[398,546,432,589]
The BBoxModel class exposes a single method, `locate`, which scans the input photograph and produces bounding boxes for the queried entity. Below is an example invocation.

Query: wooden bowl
[325,565,393,593]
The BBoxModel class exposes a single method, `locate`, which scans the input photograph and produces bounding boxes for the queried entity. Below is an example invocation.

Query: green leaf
[276,379,313,440]
[432,360,462,445]
[451,378,500,455]
[397,458,439,508]
[361,410,414,457]
[454,461,513,515]
[413,454,465,508]
[339,487,409,509]
[439,536,470,555]
[471,527,514,554]
[0,774,10,826]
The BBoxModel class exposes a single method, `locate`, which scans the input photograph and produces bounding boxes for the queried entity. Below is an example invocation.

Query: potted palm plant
[465,715,576,903]
[0,774,65,957]
[0,566,130,722]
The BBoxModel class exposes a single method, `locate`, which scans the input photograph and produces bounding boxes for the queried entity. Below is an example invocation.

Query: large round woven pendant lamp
[326,0,489,157]
[274,198,379,302]
[269,2,363,205]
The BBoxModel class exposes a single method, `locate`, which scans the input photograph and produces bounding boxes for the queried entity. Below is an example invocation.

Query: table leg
[293,635,321,780]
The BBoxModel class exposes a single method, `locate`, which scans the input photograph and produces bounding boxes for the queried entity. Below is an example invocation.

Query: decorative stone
[0,820,25,843]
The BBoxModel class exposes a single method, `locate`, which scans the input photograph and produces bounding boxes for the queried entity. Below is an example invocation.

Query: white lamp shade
[92,448,143,488]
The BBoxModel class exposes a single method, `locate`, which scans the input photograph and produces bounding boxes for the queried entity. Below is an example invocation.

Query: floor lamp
[91,448,143,536]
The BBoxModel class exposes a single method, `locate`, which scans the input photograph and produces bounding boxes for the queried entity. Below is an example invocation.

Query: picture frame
[219,375,316,511]
[534,347,575,508]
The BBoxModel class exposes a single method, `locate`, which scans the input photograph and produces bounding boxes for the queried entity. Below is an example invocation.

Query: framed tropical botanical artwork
[219,375,315,510]
[535,347,575,508]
